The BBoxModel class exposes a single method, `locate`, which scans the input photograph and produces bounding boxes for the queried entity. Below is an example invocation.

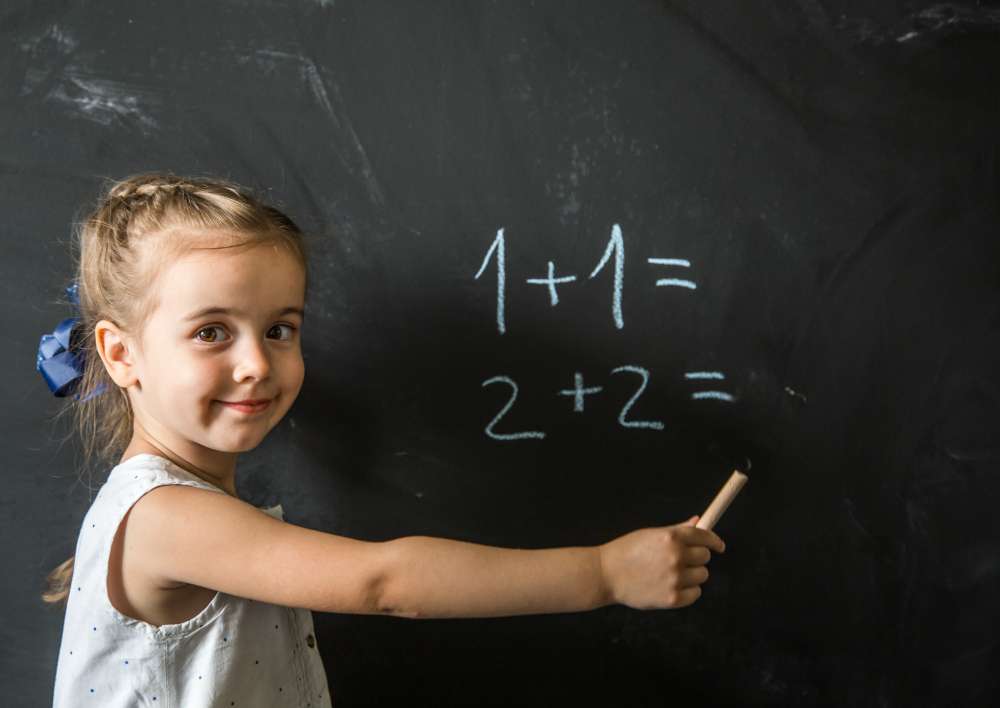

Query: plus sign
[526,261,577,306]
[557,372,604,412]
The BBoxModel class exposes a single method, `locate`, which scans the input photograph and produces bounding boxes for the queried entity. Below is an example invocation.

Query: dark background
[3,2,999,706]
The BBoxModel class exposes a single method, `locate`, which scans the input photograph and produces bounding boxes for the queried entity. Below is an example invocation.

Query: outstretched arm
[376,516,725,619]
[376,536,610,619]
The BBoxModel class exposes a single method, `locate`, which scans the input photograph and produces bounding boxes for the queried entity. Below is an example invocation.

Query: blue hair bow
[36,282,108,401]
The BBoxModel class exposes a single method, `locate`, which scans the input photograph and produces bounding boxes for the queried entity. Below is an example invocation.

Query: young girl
[40,172,726,707]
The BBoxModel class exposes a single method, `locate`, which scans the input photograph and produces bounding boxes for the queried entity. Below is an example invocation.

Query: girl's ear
[94,319,140,388]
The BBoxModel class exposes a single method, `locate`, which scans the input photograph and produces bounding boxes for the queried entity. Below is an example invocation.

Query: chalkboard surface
[4,2,1000,706]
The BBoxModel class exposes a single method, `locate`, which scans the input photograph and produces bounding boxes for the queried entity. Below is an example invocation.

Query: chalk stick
[696,469,748,531]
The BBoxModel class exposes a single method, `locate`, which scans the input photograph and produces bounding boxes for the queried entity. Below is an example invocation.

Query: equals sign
[648,258,697,289]
[684,371,736,402]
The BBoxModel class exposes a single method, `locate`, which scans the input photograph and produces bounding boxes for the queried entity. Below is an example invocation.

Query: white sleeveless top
[51,453,333,707]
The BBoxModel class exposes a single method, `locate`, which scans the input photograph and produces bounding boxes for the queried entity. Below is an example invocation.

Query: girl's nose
[232,339,271,381]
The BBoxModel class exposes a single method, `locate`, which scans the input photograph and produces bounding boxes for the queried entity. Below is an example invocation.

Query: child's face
[113,240,306,464]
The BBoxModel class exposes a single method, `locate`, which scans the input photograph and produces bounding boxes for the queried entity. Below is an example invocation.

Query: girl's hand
[598,515,726,610]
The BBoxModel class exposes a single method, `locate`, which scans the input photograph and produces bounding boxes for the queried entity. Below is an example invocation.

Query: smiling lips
[220,398,272,414]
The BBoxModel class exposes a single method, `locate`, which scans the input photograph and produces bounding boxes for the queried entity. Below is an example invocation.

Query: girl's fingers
[678,565,710,588]
[678,524,726,553]
[683,545,712,566]
[674,585,703,608]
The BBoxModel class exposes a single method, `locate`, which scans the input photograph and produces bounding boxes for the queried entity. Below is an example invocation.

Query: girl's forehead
[154,246,305,314]
[154,228,293,261]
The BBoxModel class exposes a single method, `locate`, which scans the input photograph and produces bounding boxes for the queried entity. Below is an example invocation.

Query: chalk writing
[481,375,546,440]
[685,371,735,401]
[474,228,506,334]
[481,366,736,440]
[589,224,625,329]
[557,372,603,412]
[648,257,697,289]
[526,261,576,306]
[476,224,698,332]
[610,365,664,430]
[473,225,727,440]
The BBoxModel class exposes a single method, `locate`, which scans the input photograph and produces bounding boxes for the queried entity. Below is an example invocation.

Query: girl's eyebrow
[183,306,305,321]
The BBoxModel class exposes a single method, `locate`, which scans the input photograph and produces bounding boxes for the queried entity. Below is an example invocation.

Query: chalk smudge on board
[250,48,386,209]
[18,24,160,136]
[17,23,79,55]
[46,73,161,134]
[826,3,1000,46]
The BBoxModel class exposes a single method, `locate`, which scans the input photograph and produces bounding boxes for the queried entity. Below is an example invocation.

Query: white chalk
[696,469,748,531]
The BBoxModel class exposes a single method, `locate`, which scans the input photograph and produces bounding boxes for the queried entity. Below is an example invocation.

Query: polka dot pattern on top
[51,453,332,707]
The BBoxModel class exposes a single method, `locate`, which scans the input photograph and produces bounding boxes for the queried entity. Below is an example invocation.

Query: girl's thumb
[685,515,699,525]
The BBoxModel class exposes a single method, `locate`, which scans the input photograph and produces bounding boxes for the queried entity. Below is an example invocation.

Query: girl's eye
[269,323,297,340]
[195,326,228,343]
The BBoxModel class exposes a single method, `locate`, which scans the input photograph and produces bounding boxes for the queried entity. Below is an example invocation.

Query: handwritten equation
[481,367,736,441]
[473,224,738,440]
[474,224,697,333]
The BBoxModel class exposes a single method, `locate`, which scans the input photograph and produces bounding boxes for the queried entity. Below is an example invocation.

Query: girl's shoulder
[104,453,227,497]
[103,454,283,517]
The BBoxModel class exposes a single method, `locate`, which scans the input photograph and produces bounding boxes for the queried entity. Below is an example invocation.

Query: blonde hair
[41,171,310,606]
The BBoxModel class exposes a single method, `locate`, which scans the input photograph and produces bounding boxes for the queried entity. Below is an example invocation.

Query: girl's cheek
[176,361,217,392]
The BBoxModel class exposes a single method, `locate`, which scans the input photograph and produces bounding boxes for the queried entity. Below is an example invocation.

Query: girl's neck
[121,438,239,498]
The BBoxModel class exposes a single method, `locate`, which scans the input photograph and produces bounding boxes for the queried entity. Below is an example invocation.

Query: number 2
[481,375,546,440]
[610,365,664,430]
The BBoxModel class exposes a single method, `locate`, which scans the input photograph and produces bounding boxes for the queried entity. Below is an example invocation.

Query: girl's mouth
[220,399,272,414]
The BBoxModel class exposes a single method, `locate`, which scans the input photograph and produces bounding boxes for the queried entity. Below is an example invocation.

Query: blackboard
[5,2,1000,706]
